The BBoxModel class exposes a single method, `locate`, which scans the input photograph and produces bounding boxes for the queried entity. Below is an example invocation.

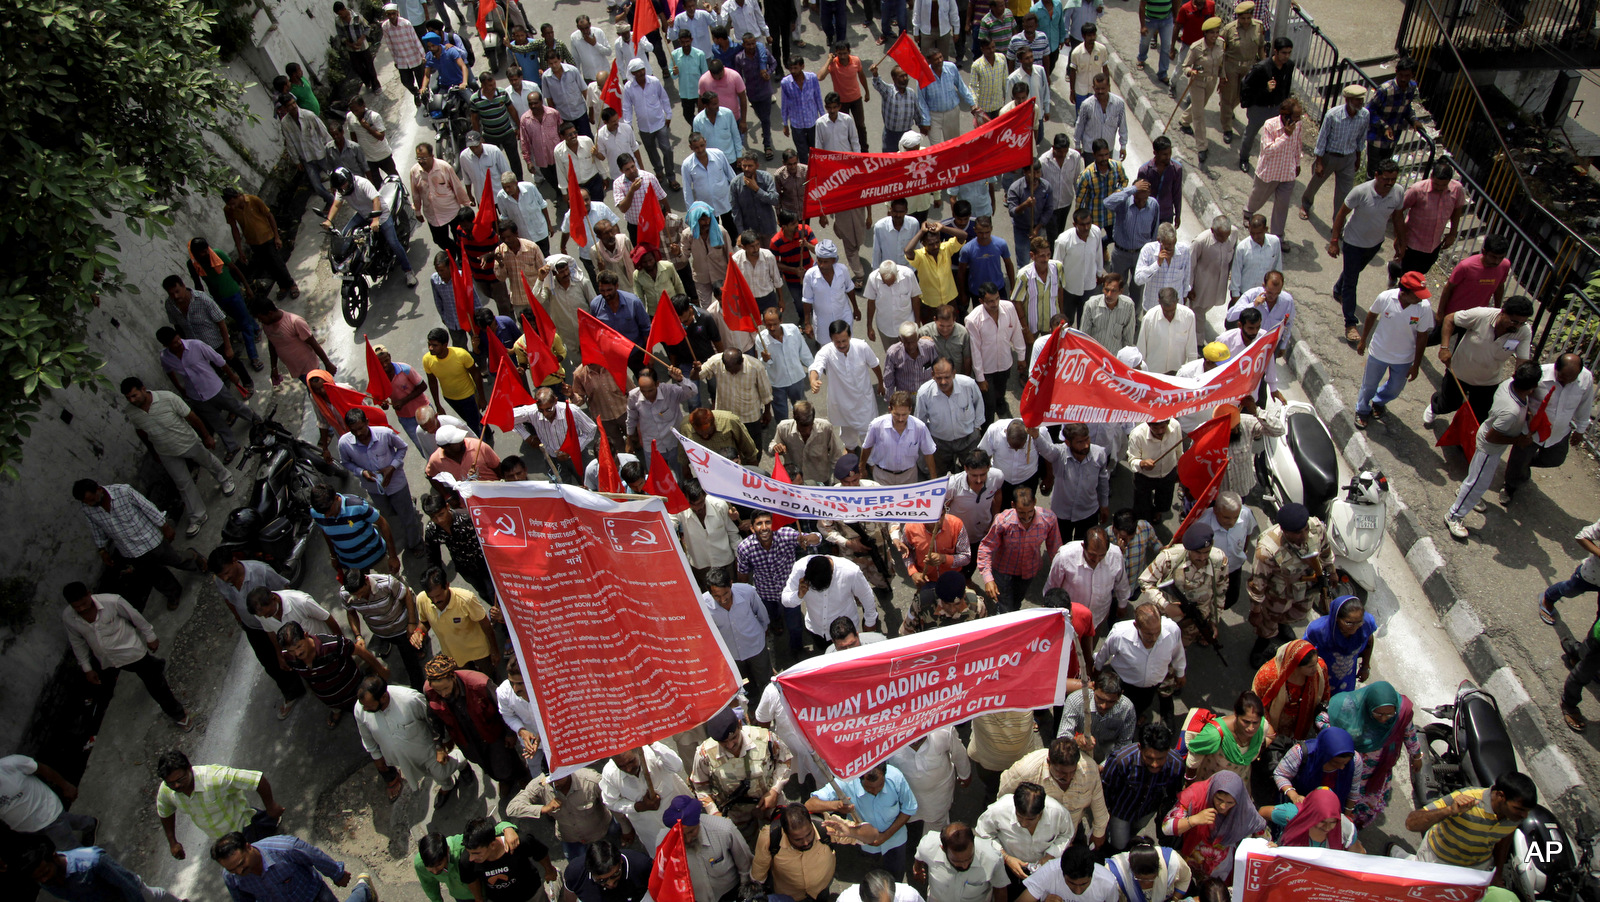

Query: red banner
[459,482,740,774]
[1021,325,1282,425]
[774,610,1074,778]
[1231,840,1490,902]
[803,101,1035,218]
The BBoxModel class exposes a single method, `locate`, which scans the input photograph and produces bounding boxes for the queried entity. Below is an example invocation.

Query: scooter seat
[378,176,404,212]
[1460,692,1518,787]
[1285,410,1338,519]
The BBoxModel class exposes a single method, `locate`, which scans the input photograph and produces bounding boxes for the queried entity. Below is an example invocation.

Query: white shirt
[1125,420,1182,479]
[496,183,552,244]
[1093,617,1187,686]
[1531,363,1597,447]
[808,339,881,442]
[874,216,923,268]
[888,726,972,829]
[754,324,814,387]
[975,794,1075,863]
[1044,542,1129,626]
[585,453,640,491]
[702,583,770,660]
[599,742,694,852]
[802,266,857,333]
[1022,862,1121,902]
[944,469,1005,541]
[814,112,860,153]
[504,79,539,119]
[780,555,880,635]
[614,36,655,80]
[1136,305,1198,375]
[755,682,822,783]
[1194,507,1257,573]
[674,496,744,569]
[735,248,785,298]
[980,419,1044,483]
[346,109,390,161]
[1219,327,1279,392]
[569,26,614,82]
[838,885,926,902]
[721,0,771,38]
[62,594,156,671]
[1230,233,1282,297]
[255,589,331,636]
[1133,241,1193,309]
[966,301,1027,378]
[866,266,924,338]
[457,144,511,196]
[623,75,674,133]
[495,678,542,736]
[1363,289,1434,365]
[863,414,938,471]
[1068,42,1111,97]
[913,0,962,35]
[596,123,641,179]
[553,137,604,187]
[514,401,598,453]
[0,756,63,833]
[916,832,1009,902]
[1040,149,1084,214]
[915,375,987,441]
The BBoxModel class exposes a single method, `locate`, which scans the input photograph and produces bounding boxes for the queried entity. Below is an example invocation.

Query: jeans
[993,572,1033,614]
[1563,633,1600,709]
[1333,241,1383,327]
[213,291,262,362]
[301,158,336,205]
[641,126,674,177]
[1356,355,1414,416]
[378,215,414,272]
[1547,564,1600,620]
[772,379,808,422]
[790,125,816,163]
[1106,811,1159,851]
[1138,16,1175,79]
[857,843,908,881]
[819,0,849,46]
[751,96,775,149]
[882,0,909,40]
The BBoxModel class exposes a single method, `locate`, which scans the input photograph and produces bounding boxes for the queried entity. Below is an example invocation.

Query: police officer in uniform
[691,709,797,845]
[1245,503,1336,667]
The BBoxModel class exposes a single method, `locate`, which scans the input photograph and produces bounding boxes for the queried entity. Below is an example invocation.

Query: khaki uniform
[1245,519,1336,639]
[1139,544,1230,646]
[1218,19,1265,136]
[1181,38,1229,149]
[691,726,795,840]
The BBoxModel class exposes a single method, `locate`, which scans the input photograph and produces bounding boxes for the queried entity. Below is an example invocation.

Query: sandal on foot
[1298,206,1311,221]
[1562,705,1587,732]
[1539,598,1558,625]
[326,708,344,729]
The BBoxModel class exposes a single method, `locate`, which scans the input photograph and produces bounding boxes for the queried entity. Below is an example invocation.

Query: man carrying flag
[513,386,598,485]
[1503,353,1594,505]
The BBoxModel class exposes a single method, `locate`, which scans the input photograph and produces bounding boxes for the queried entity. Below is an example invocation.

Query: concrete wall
[0,0,342,755]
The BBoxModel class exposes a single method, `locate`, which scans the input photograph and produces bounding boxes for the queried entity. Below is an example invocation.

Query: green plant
[0,0,250,480]
[203,0,258,62]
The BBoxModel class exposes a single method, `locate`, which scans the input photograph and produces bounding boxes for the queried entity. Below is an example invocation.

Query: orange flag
[646,291,688,354]
[560,401,585,464]
[482,355,535,431]
[649,823,695,902]
[519,273,558,341]
[1173,463,1228,544]
[363,336,392,403]
[1176,414,1232,498]
[633,0,661,48]
[602,60,624,115]
[769,454,797,528]
[449,248,476,330]
[720,256,761,332]
[1436,402,1480,460]
[567,156,589,248]
[579,309,639,392]
[886,32,937,88]
[637,185,667,251]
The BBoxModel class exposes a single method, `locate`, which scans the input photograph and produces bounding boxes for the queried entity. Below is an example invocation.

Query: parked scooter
[217,406,344,588]
[1261,399,1391,591]
[1411,679,1598,901]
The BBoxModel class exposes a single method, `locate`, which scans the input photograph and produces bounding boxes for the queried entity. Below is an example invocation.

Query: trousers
[1449,446,1510,519]
[1356,355,1415,416]
[1506,437,1571,494]
[190,385,259,454]
[1332,241,1383,328]
[1245,176,1295,241]
[159,440,232,527]
[100,653,187,720]
[245,624,308,702]
[1300,150,1360,217]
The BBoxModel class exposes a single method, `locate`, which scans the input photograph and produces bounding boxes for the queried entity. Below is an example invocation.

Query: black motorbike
[326,175,414,328]
[421,85,472,161]
[1411,679,1598,901]
[217,405,345,588]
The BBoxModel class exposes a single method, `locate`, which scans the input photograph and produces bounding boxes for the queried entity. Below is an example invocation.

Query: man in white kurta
[599,741,695,853]
[354,683,465,789]
[807,329,883,449]
[886,725,972,831]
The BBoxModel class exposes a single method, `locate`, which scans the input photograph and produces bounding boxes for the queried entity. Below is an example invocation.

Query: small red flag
[633,0,660,48]
[482,355,536,432]
[579,309,638,392]
[646,291,688,353]
[519,273,558,341]
[472,171,498,243]
[474,0,494,39]
[1019,325,1060,429]
[720,256,761,332]
[636,185,666,251]
[596,422,623,493]
[768,454,797,528]
[887,32,937,88]
[645,445,691,515]
[520,313,561,387]
[567,156,589,248]
[560,401,585,464]
[363,336,392,403]
[602,60,624,115]
[1176,413,1232,498]
[1436,402,1481,460]
[1528,386,1555,443]
[322,380,391,427]
[484,320,516,379]
[1173,464,1228,544]
[449,249,476,331]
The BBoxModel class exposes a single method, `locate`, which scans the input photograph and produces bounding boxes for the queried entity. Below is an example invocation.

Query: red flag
[768,454,797,528]
[602,60,624,115]
[1173,464,1228,544]
[482,354,536,431]
[567,156,589,248]
[321,380,390,427]
[519,273,558,341]
[520,313,561,387]
[579,309,638,392]
[596,422,622,493]
[633,0,660,48]
[560,401,585,464]
[665,0,680,19]
[1436,402,1481,460]
[363,336,392,403]
[646,291,688,353]
[1019,326,1061,428]
[1176,414,1232,498]
[886,32,937,88]
[637,185,666,251]
[645,444,691,514]
[1528,386,1555,443]
[720,256,761,332]
[474,0,494,39]
[449,249,476,330]
[472,171,498,243]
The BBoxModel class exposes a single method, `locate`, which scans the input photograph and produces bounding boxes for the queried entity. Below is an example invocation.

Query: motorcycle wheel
[341,276,370,328]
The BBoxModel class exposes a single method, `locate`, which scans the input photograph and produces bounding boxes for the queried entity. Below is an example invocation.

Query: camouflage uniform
[1138,544,1230,646]
[1245,518,1335,639]
[820,482,895,590]
[690,726,794,842]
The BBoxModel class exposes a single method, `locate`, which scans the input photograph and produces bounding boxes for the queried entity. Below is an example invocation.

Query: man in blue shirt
[336,409,422,552]
[421,32,468,94]
[211,831,372,902]
[308,482,399,575]
[806,762,920,879]
[589,272,651,346]
[1103,180,1160,308]
[957,217,1015,310]
[27,841,177,902]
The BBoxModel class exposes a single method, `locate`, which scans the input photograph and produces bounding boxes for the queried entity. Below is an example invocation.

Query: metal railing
[1397,0,1599,58]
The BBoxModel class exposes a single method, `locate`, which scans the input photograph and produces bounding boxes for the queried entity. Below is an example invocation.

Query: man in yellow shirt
[412,566,502,675]
[906,220,970,323]
[422,328,487,435]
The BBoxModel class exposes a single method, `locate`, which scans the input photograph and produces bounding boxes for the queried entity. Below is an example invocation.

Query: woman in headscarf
[1181,690,1269,784]
[1272,726,1358,815]
[1261,786,1365,852]
[1315,680,1421,829]
[686,201,729,307]
[1303,595,1377,694]
[1105,837,1193,902]
[1161,770,1268,879]
[1250,638,1329,742]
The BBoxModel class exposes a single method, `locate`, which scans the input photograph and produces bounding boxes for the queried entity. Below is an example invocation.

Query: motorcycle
[421,85,472,160]
[1412,680,1598,902]
[1261,399,1392,592]
[217,405,345,588]
[325,175,414,328]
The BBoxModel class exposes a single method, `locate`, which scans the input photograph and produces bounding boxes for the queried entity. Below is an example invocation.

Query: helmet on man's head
[330,167,356,195]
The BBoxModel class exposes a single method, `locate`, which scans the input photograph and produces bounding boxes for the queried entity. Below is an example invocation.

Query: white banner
[675,431,945,522]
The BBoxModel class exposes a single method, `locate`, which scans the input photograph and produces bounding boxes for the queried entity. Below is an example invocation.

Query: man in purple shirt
[1135,135,1184,229]
[735,511,822,655]
[157,326,258,459]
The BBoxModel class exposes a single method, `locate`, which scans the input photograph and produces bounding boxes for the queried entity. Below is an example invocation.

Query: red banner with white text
[774,610,1073,778]
[458,482,740,775]
[1231,840,1491,902]
[803,101,1036,218]
[1020,325,1282,425]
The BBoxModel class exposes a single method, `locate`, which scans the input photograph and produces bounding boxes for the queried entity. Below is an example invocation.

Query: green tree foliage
[0,0,249,478]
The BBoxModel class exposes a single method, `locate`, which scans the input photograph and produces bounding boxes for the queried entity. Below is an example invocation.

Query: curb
[1096,40,1600,825]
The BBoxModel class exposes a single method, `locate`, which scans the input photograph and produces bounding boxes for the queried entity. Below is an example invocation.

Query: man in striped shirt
[277,621,388,727]
[157,751,284,856]
[1405,771,1536,870]
[469,73,523,180]
[309,483,400,576]
[1098,721,1184,851]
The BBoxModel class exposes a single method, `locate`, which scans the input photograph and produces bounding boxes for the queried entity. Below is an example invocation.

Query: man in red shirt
[1429,234,1510,344]
[1172,0,1216,84]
